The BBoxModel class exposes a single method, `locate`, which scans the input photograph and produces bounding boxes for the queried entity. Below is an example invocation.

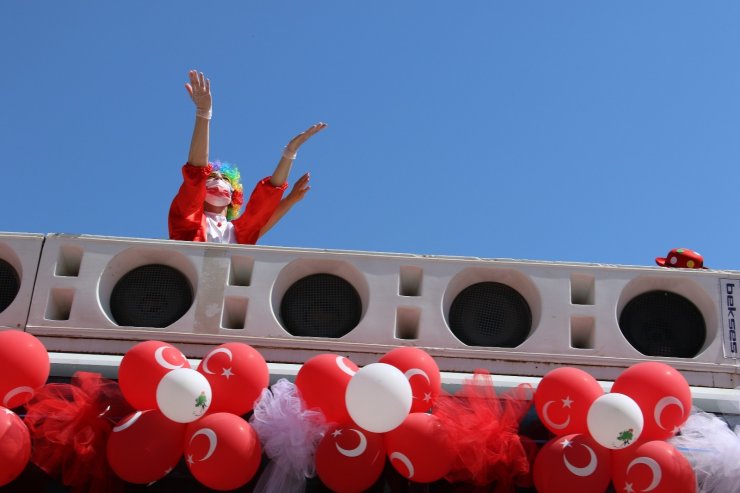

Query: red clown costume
[168,162,287,245]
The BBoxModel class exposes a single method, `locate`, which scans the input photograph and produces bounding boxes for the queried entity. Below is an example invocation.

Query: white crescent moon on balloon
[113,411,143,433]
[201,347,233,375]
[627,457,662,492]
[2,386,34,408]
[404,368,431,384]
[336,429,367,458]
[190,428,218,461]
[563,444,598,477]
[335,356,356,376]
[154,345,186,370]
[390,452,415,479]
[654,396,684,430]
[542,400,571,431]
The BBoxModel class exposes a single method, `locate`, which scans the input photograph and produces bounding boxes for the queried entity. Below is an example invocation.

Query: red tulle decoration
[23,372,134,493]
[432,371,535,492]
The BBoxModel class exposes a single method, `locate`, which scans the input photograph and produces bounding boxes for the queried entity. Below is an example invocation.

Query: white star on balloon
[560,438,573,449]
[624,482,635,493]
[186,454,194,466]
[423,392,432,402]
[561,396,573,408]
[332,429,343,438]
[221,367,234,379]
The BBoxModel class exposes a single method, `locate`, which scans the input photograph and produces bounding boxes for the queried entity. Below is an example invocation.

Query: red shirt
[168,163,287,244]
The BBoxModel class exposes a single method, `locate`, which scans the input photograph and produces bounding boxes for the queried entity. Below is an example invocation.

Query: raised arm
[269,122,327,186]
[259,172,311,238]
[185,70,212,167]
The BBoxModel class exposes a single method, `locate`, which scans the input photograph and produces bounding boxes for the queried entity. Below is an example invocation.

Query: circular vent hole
[449,281,532,347]
[619,290,705,358]
[110,264,193,327]
[0,259,20,314]
[280,274,362,338]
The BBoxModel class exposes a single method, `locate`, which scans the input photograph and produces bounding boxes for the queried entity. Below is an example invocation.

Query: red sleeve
[232,177,288,245]
[168,163,212,241]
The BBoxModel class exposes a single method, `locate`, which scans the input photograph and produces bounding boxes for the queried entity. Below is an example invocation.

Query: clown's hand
[185,70,212,120]
[283,122,327,158]
[285,173,311,203]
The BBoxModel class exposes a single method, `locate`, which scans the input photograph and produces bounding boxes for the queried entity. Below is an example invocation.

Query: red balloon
[379,347,441,413]
[118,340,189,410]
[184,412,261,491]
[107,410,187,484]
[611,362,691,441]
[196,342,268,415]
[295,354,358,424]
[0,330,49,408]
[611,440,696,493]
[384,412,453,483]
[533,433,611,493]
[534,367,604,436]
[0,407,31,486]
[316,422,385,493]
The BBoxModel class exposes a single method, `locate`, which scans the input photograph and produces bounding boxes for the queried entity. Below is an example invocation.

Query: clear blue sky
[4,2,740,269]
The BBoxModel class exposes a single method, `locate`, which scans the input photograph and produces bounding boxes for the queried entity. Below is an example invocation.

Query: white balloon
[156,368,212,423]
[345,363,412,433]
[587,393,643,450]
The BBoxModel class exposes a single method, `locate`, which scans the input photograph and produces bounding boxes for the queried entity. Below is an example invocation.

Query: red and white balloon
[185,412,262,491]
[611,440,696,493]
[379,347,441,413]
[534,367,604,436]
[533,433,611,493]
[611,362,691,442]
[118,340,189,410]
[0,407,31,486]
[345,363,412,433]
[295,353,358,424]
[156,368,211,423]
[107,410,187,484]
[196,342,269,415]
[0,330,49,409]
[316,423,385,493]
[384,412,453,483]
[587,393,643,450]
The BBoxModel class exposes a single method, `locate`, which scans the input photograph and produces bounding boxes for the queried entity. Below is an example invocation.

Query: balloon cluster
[297,347,449,492]
[533,363,697,493]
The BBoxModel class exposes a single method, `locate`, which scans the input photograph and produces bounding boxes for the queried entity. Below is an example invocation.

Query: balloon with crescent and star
[379,347,441,412]
[0,330,49,409]
[611,362,692,442]
[0,406,31,486]
[533,433,611,493]
[534,367,604,436]
[611,440,696,493]
[196,342,269,415]
[118,340,189,410]
[295,353,359,424]
[184,412,262,491]
[384,412,453,483]
[316,422,386,493]
[106,409,187,484]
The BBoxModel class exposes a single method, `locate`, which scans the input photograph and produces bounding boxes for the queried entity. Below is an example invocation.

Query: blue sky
[3,2,740,269]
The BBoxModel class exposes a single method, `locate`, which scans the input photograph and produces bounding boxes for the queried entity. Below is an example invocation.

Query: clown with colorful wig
[169,70,326,244]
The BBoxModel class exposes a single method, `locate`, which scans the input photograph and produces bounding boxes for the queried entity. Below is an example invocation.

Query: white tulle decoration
[250,379,329,493]
[669,409,740,493]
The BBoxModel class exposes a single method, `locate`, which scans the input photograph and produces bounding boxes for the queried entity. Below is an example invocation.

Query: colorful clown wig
[211,160,245,220]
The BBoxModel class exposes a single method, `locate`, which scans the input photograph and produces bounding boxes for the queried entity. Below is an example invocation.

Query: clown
[169,70,326,244]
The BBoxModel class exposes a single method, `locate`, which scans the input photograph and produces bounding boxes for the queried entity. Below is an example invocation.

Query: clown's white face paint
[205,178,232,207]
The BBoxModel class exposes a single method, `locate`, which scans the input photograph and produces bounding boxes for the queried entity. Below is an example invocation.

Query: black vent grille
[280,274,362,338]
[0,259,20,314]
[449,282,532,347]
[110,264,193,327]
[619,290,705,358]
